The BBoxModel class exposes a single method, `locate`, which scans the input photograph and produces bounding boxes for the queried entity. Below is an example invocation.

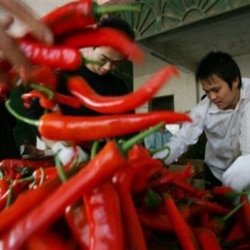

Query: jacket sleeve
[153,100,208,165]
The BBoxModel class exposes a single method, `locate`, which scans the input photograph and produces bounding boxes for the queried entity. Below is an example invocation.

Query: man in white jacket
[154,51,250,192]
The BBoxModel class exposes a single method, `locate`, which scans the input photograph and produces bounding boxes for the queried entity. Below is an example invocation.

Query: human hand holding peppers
[0,0,53,79]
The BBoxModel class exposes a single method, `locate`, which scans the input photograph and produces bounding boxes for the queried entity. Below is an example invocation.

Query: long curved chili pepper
[22,90,56,110]
[163,194,200,250]
[25,229,71,250]
[223,215,246,244]
[112,159,148,250]
[83,181,124,250]
[240,194,250,236]
[68,65,177,114]
[29,65,58,91]
[206,201,246,235]
[59,27,144,63]
[64,204,90,250]
[55,93,82,109]
[0,140,127,250]
[6,100,191,142]
[0,158,54,171]
[212,186,241,205]
[136,206,173,232]
[42,0,139,37]
[192,227,221,250]
[18,40,83,70]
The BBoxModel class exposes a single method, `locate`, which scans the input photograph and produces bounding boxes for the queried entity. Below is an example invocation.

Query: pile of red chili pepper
[0,141,250,250]
[1,0,250,249]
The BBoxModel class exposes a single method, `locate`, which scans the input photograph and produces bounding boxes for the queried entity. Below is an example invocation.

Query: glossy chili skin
[22,90,56,110]
[59,27,144,63]
[64,204,90,249]
[164,194,200,250]
[0,175,62,234]
[84,181,124,250]
[25,229,70,250]
[41,0,96,37]
[18,40,83,70]
[240,194,250,235]
[0,140,127,250]
[0,158,54,171]
[38,111,191,142]
[112,158,149,250]
[68,65,177,114]
[192,227,221,250]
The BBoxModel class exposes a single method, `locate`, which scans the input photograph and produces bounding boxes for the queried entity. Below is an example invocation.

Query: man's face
[89,46,125,75]
[201,75,240,110]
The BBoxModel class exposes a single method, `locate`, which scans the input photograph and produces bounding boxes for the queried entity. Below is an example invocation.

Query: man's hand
[0,0,53,78]
[52,141,89,166]
[222,155,250,192]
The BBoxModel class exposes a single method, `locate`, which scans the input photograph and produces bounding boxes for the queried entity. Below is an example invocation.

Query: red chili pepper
[223,215,247,244]
[22,90,56,110]
[0,158,54,171]
[42,0,139,37]
[130,158,164,193]
[190,198,230,215]
[0,179,10,197]
[192,227,221,250]
[12,111,190,142]
[112,159,148,250]
[164,194,200,250]
[64,204,90,249]
[18,40,83,70]
[128,143,152,161]
[240,194,250,236]
[55,93,82,109]
[68,65,177,114]
[148,171,178,192]
[136,206,173,232]
[29,65,58,91]
[25,229,71,250]
[83,181,124,250]
[212,186,241,205]
[0,140,127,249]
[59,27,144,63]
[0,82,10,102]
[206,201,246,235]
[172,179,208,199]
[0,175,63,234]
[32,167,65,186]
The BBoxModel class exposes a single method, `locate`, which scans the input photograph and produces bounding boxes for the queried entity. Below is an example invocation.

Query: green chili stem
[54,155,67,183]
[150,145,171,160]
[222,200,246,222]
[5,185,13,208]
[90,140,102,160]
[30,83,55,99]
[5,100,39,127]
[121,122,164,153]
[95,3,140,16]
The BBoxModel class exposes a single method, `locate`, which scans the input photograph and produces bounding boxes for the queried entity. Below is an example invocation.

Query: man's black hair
[195,51,242,89]
[97,16,135,40]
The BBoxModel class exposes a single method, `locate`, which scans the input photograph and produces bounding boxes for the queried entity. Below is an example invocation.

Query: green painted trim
[116,0,250,40]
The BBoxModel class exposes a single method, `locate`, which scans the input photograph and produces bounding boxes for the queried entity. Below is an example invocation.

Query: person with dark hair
[26,16,136,164]
[153,51,250,192]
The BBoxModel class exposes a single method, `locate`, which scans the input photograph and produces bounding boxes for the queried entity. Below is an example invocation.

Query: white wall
[134,50,250,114]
